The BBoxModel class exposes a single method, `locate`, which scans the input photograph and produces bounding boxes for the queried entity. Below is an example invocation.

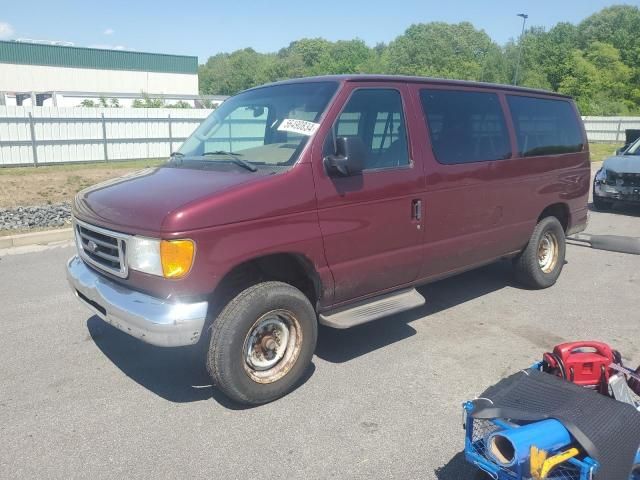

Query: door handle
[412,199,422,222]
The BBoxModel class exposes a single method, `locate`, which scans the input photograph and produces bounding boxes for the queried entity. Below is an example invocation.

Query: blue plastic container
[463,402,599,480]
[486,419,572,467]
[464,362,640,479]
[633,451,640,480]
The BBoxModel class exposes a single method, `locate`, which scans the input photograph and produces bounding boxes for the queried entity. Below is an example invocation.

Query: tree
[199,49,277,95]
[166,100,192,109]
[559,42,633,115]
[386,22,500,80]
[578,5,640,68]
[282,38,333,73]
[196,5,640,115]
[132,93,165,108]
[542,22,580,90]
[78,98,120,108]
[322,39,374,74]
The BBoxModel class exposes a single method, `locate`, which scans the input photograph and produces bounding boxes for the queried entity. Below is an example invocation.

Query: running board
[319,288,426,329]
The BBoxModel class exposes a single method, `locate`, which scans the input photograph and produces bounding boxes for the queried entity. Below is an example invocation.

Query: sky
[0,0,637,62]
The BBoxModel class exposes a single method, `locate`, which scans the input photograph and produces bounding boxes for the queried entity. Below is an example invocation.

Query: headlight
[128,237,195,279]
[595,168,606,183]
[128,237,163,276]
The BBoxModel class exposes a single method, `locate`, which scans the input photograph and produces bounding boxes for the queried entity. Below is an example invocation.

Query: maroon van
[67,75,590,404]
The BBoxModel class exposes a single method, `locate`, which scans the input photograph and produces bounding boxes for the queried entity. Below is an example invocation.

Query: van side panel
[408,84,516,279]
[484,151,590,252]
[409,84,589,283]
[499,93,590,239]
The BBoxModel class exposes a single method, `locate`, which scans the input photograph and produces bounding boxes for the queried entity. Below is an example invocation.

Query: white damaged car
[593,137,640,210]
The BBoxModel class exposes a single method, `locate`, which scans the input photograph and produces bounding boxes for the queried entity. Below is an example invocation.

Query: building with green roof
[0,40,204,107]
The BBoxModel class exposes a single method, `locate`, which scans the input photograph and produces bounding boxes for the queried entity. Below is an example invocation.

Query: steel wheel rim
[538,231,559,274]
[242,309,302,384]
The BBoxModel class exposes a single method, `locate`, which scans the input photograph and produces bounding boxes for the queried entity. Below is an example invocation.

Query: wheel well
[212,253,321,311]
[538,203,569,232]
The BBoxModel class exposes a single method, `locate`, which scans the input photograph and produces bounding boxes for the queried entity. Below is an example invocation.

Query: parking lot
[1,169,639,479]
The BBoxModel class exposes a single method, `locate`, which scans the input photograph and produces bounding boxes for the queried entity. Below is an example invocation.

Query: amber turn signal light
[160,239,195,279]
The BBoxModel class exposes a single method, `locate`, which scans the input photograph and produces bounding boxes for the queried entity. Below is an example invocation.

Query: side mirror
[324,137,366,177]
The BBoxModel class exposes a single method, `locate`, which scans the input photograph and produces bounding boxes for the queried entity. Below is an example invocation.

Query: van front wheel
[513,216,566,289]
[206,281,317,405]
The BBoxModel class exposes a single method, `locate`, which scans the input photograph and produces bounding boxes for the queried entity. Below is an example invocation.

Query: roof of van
[253,74,573,99]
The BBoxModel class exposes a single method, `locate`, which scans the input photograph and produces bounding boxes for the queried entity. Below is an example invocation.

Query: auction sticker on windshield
[277,119,320,136]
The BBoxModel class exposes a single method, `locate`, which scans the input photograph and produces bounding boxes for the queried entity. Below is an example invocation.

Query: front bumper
[66,256,208,347]
[594,183,640,203]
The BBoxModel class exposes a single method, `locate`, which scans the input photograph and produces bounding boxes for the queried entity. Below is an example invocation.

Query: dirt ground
[0,159,165,209]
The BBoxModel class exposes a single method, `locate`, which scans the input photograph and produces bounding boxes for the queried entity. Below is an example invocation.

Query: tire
[592,187,612,211]
[206,281,317,405]
[513,216,566,289]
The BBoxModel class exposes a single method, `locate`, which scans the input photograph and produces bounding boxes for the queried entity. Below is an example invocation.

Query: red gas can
[543,341,615,394]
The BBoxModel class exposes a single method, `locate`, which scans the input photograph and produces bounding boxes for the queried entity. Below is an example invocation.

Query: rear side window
[420,89,511,165]
[507,96,584,157]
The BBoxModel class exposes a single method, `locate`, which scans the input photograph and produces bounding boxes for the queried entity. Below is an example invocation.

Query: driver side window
[324,89,409,170]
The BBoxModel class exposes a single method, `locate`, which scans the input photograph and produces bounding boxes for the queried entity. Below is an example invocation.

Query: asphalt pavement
[1,192,639,479]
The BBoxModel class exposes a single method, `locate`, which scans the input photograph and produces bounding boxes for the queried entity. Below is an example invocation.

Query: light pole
[513,13,529,86]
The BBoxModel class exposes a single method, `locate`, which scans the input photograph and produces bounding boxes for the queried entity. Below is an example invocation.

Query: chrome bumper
[66,256,208,347]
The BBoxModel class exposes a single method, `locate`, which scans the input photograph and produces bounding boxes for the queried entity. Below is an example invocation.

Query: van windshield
[177,82,338,167]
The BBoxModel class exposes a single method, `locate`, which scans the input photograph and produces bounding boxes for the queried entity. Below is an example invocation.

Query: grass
[589,143,622,163]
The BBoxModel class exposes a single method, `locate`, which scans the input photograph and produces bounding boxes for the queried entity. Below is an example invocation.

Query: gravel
[0,203,72,231]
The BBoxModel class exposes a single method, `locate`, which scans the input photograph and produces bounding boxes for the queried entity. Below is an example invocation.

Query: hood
[602,155,640,174]
[73,164,272,234]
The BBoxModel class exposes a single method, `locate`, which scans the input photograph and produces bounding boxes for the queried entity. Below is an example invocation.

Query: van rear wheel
[206,281,317,405]
[513,216,566,289]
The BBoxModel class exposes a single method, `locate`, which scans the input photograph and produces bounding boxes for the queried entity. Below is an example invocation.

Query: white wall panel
[0,106,211,166]
[0,63,198,96]
[582,116,640,143]
[3,109,640,167]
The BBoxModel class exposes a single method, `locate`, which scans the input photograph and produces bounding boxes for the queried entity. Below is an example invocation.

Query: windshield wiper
[203,150,243,157]
[202,151,258,172]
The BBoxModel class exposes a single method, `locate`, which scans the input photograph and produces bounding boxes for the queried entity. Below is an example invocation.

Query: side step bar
[319,288,426,329]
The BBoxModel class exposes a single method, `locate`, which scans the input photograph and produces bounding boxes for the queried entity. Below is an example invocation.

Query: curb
[0,228,73,249]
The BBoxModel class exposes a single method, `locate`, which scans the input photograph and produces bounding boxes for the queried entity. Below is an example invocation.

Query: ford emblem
[87,240,98,253]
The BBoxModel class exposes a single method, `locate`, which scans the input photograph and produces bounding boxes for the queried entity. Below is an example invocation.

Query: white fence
[582,116,640,143]
[0,106,212,166]
[0,107,638,167]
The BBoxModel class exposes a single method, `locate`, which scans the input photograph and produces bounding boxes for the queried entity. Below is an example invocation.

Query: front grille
[74,220,128,277]
[619,172,640,188]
